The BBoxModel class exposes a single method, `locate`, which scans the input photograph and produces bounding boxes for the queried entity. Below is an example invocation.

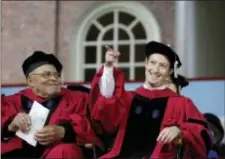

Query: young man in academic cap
[88,41,213,158]
[1,51,102,158]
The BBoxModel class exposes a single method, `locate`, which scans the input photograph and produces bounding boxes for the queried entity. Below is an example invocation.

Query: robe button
[152,109,160,119]
[135,105,142,114]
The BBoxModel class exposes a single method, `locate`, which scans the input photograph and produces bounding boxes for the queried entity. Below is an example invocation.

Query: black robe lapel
[120,94,169,158]
[20,95,61,125]
[21,95,34,113]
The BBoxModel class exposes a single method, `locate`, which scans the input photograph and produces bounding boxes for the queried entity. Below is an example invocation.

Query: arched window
[71,1,161,82]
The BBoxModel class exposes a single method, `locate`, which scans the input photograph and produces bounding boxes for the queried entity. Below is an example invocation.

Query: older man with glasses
[1,51,102,159]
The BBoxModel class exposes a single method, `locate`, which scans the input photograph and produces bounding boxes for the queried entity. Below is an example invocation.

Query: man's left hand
[35,125,65,145]
[157,126,181,144]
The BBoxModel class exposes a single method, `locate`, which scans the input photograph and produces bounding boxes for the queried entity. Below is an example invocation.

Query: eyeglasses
[30,72,61,79]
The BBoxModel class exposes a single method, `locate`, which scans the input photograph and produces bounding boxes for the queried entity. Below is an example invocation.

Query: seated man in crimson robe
[88,41,213,158]
[1,51,102,159]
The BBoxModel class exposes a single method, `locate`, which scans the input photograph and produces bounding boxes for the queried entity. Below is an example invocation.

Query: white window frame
[70,1,161,81]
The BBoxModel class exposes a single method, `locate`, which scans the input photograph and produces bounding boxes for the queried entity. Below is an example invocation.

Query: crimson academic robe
[88,66,213,159]
[1,88,103,158]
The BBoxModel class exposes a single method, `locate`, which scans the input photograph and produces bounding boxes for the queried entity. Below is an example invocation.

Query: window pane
[135,67,145,81]
[85,46,96,64]
[135,44,146,62]
[132,22,146,39]
[119,29,129,40]
[103,29,113,40]
[118,45,130,62]
[85,69,96,82]
[97,12,113,27]
[119,67,130,80]
[119,11,135,26]
[86,25,100,41]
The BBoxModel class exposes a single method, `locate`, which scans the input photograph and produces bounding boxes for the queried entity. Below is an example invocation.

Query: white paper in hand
[16,101,50,147]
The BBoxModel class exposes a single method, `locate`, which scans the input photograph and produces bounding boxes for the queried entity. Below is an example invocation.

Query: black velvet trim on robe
[58,122,76,143]
[187,118,208,128]
[119,94,169,158]
[1,119,16,142]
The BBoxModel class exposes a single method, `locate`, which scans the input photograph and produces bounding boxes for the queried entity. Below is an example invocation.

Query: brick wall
[1,1,175,84]
[2,1,56,83]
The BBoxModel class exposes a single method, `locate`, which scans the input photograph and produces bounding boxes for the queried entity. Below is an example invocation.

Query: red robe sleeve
[1,94,24,154]
[1,95,19,133]
[56,91,103,149]
[178,98,212,157]
[88,65,127,134]
[151,97,212,159]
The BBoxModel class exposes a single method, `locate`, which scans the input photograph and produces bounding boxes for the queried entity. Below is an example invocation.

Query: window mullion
[130,42,135,80]
[128,18,139,30]
[113,9,119,51]
[96,42,101,70]
[92,20,104,31]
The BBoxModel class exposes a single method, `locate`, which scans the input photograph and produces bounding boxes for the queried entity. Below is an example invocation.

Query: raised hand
[105,45,120,67]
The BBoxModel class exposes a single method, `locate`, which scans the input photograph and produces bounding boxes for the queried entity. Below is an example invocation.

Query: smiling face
[145,53,173,88]
[27,64,62,98]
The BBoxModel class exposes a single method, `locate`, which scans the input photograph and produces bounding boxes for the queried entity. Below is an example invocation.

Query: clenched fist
[105,45,120,67]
